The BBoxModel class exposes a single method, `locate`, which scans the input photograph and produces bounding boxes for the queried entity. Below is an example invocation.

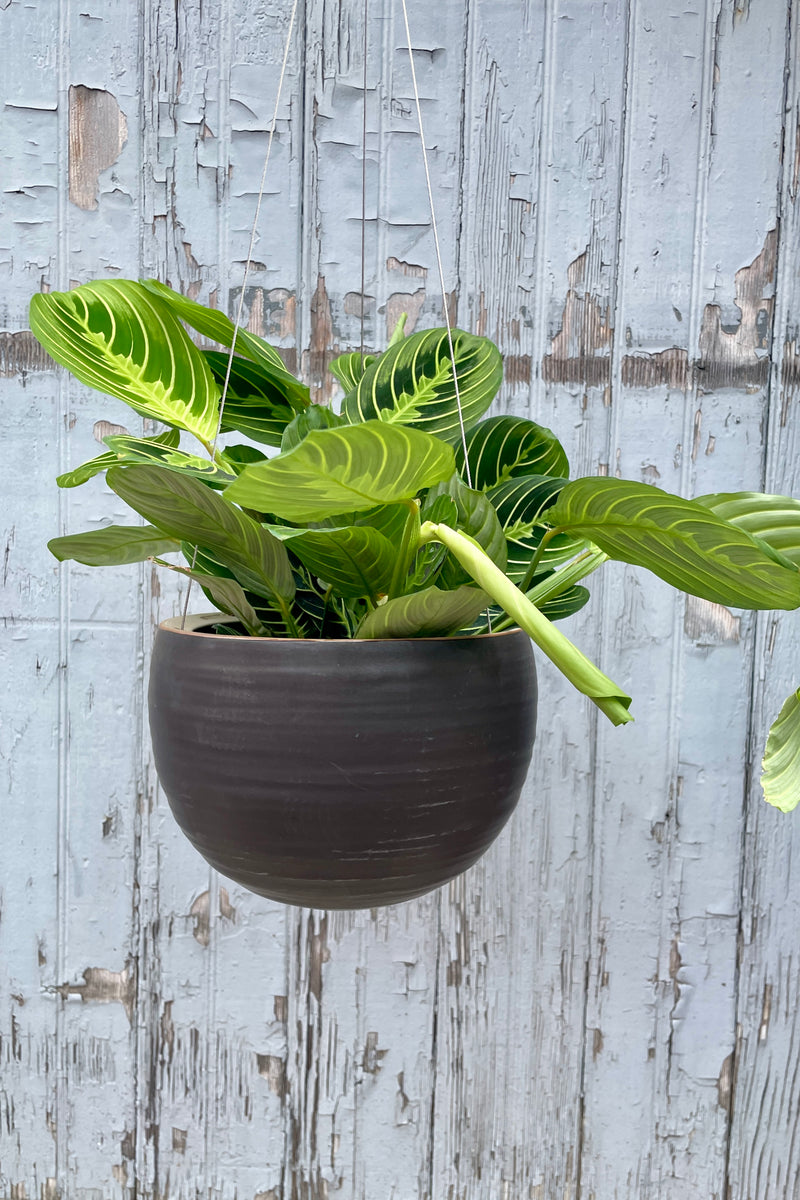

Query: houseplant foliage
[31,278,800,810]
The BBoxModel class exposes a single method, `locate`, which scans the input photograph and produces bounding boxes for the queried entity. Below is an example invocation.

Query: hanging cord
[398,0,473,488]
[181,0,300,628]
[360,0,369,365]
[399,0,492,629]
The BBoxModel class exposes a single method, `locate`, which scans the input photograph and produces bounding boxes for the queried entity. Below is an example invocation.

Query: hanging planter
[31,278,800,913]
[149,615,536,907]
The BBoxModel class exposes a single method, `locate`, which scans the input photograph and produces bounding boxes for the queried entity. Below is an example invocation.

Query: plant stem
[419,522,632,726]
[278,598,303,638]
[491,547,608,633]
[519,526,561,592]
[200,439,229,471]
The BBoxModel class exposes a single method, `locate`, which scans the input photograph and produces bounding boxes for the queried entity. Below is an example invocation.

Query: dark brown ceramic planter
[149,614,537,909]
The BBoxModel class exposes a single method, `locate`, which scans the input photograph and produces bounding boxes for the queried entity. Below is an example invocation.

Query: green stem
[199,438,229,471]
[491,547,608,633]
[277,598,303,639]
[420,522,633,726]
[388,500,422,599]
[519,526,561,592]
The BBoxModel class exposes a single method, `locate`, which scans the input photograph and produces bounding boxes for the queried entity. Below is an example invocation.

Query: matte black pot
[149,614,537,909]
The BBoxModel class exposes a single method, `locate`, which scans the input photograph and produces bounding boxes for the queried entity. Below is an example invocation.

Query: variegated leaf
[547,477,800,610]
[457,415,570,491]
[341,327,502,444]
[30,280,220,442]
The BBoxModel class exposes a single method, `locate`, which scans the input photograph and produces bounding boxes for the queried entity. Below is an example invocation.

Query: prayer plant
[30,278,800,811]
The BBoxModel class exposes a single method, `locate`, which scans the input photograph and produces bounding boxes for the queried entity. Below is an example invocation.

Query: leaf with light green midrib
[547,478,800,610]
[30,281,220,442]
[226,422,455,523]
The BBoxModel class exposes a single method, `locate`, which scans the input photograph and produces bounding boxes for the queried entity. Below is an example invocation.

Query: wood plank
[429,1,627,1195]
[726,3,800,1193]
[133,3,297,1195]
[577,0,732,1194]
[281,3,460,1193]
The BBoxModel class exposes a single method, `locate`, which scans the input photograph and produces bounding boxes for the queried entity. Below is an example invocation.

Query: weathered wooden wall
[2,0,800,1195]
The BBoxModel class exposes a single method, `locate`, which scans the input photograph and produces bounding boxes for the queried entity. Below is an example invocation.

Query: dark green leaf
[225,421,455,522]
[341,327,503,444]
[30,280,220,442]
[152,558,267,636]
[487,474,585,582]
[48,524,179,566]
[355,585,490,639]
[458,415,570,491]
[281,404,345,452]
[538,584,591,621]
[547,477,800,610]
[140,279,309,409]
[222,444,268,472]
[204,352,301,446]
[107,464,294,601]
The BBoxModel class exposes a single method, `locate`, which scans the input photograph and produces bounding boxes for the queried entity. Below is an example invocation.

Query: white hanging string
[398,0,473,489]
[360,0,369,365]
[181,0,300,628]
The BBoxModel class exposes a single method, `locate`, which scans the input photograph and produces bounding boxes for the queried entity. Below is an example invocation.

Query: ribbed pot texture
[149,614,537,908]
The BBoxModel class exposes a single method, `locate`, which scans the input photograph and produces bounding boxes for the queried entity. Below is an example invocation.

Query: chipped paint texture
[3,0,800,1197]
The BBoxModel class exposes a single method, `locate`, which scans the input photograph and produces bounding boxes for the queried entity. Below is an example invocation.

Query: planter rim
[158,611,525,643]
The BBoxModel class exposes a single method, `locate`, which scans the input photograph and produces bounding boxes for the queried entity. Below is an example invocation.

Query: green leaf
[107,464,295,602]
[204,351,301,446]
[356,585,490,639]
[762,688,800,812]
[467,583,591,633]
[222,444,268,472]
[281,404,345,452]
[56,430,190,489]
[103,433,235,488]
[48,524,179,565]
[693,491,800,569]
[546,477,800,610]
[351,503,410,545]
[426,473,507,584]
[538,584,591,621]
[225,421,455,522]
[151,558,267,636]
[329,351,377,392]
[458,415,570,491]
[387,312,408,347]
[140,279,309,409]
[487,474,586,583]
[268,524,396,600]
[29,280,220,442]
[57,449,118,488]
[341,327,503,444]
